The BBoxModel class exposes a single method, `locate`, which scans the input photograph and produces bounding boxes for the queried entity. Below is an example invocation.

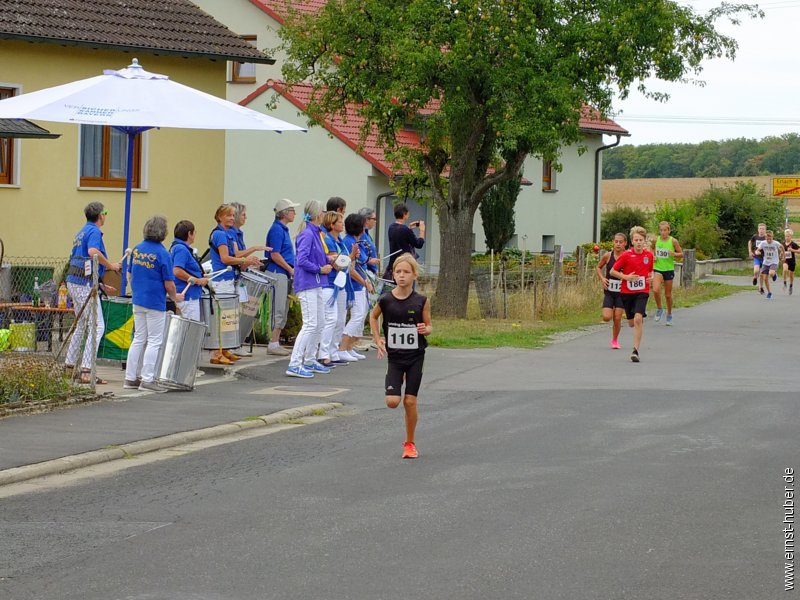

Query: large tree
[276,0,759,317]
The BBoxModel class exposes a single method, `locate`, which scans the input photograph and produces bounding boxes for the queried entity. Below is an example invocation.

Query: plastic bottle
[32,276,40,307]
[58,281,68,309]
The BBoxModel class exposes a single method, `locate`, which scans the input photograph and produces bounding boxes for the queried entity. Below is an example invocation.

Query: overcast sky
[611,0,800,146]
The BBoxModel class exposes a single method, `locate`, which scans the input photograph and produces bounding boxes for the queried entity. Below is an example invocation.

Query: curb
[0,402,343,487]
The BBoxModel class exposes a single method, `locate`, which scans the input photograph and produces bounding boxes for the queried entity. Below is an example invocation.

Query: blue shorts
[754,257,763,267]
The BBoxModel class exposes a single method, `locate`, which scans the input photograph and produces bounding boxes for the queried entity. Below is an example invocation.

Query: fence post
[681,249,696,288]
[472,264,497,319]
[577,245,586,281]
[552,244,562,294]
[501,256,509,319]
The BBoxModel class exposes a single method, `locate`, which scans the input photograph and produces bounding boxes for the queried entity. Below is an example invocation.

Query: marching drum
[155,313,207,390]
[238,269,276,344]
[200,293,240,350]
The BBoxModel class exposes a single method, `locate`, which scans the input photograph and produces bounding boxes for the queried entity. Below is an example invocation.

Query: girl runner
[782,229,799,295]
[369,253,432,459]
[595,233,627,349]
[652,221,683,325]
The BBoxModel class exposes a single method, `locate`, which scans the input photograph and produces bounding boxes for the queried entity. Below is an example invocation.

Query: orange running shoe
[402,442,418,459]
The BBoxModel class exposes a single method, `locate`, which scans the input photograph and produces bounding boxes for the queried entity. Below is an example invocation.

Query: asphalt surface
[1,280,797,599]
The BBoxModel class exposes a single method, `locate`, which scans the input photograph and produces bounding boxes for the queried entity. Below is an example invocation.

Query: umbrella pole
[120,130,136,297]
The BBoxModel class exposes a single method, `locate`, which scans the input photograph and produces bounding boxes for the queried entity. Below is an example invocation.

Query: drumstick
[119,248,132,263]
[379,249,403,262]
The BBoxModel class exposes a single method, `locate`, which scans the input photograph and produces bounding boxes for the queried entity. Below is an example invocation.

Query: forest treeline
[603,133,800,179]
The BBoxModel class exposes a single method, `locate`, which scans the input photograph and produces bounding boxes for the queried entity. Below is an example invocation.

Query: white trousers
[125,305,166,383]
[344,288,368,338]
[289,287,324,368]
[65,283,104,371]
[177,298,200,322]
[319,287,346,361]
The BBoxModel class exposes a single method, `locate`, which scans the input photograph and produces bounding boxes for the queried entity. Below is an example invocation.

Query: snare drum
[200,293,240,350]
[238,269,277,343]
[155,313,207,390]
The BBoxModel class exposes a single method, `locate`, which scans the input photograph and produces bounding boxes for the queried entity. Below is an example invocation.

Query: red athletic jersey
[612,248,654,294]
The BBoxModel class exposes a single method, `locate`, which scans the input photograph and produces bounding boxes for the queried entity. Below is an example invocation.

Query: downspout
[593,134,622,243]
[375,190,395,254]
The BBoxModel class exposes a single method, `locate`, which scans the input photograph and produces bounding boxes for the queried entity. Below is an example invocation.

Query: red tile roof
[246,81,628,177]
[248,0,327,25]
[0,0,273,63]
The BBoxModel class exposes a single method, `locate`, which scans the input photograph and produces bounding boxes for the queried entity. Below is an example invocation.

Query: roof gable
[0,0,273,63]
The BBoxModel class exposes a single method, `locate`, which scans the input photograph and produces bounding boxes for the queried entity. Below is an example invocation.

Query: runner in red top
[610,226,654,363]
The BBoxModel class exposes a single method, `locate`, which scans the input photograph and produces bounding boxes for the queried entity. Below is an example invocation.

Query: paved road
[1,287,797,599]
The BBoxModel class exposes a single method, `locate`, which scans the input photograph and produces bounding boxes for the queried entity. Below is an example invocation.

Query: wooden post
[682,249,696,288]
[552,244,562,293]
[577,245,586,281]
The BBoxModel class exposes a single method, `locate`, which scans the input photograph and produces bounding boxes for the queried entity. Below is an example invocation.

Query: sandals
[221,350,241,362]
[79,369,107,385]
[210,355,233,365]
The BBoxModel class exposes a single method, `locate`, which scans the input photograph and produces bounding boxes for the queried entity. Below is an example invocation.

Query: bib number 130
[388,326,418,350]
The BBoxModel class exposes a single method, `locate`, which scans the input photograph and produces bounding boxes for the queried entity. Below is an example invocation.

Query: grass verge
[429,281,743,349]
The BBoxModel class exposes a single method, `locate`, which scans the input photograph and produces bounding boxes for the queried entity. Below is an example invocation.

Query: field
[602,175,800,214]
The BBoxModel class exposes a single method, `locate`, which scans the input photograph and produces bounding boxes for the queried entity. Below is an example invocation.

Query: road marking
[249,385,348,397]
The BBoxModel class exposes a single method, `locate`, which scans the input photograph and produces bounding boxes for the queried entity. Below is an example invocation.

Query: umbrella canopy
[0,59,306,293]
[0,58,305,131]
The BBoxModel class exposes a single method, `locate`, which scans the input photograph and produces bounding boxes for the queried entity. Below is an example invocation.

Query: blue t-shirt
[129,240,174,311]
[342,234,367,292]
[361,230,378,274]
[209,224,236,282]
[265,219,295,277]
[67,222,107,285]
[170,239,202,301]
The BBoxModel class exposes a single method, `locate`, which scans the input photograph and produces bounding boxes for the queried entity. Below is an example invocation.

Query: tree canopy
[604,133,800,179]
[276,0,760,317]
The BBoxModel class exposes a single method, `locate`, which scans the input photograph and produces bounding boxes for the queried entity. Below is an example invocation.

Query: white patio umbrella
[0,58,306,293]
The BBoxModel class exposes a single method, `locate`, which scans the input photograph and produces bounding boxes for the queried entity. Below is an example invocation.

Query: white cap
[274,198,300,213]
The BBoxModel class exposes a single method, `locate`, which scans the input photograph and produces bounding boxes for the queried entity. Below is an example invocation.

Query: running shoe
[767,292,773,300]
[753,277,758,286]
[654,308,663,322]
[123,379,141,390]
[138,381,168,393]
[329,359,350,366]
[339,351,361,362]
[630,348,640,363]
[784,280,788,289]
[402,442,418,459]
[350,350,367,360]
[610,339,621,349]
[760,287,765,295]
[773,274,778,282]
[286,366,314,378]
[666,315,673,326]
[305,361,331,374]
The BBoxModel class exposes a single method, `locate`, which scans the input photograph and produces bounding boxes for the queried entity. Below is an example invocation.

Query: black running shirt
[378,290,428,360]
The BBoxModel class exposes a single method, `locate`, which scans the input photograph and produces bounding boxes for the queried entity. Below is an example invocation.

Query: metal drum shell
[238,269,276,344]
[155,314,207,390]
[200,293,240,350]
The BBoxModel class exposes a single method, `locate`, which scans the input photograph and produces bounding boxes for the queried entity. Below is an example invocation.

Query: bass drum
[238,269,276,344]
[155,313,207,390]
[200,293,240,350]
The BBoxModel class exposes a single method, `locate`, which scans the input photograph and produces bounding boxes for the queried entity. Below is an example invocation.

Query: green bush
[600,206,650,242]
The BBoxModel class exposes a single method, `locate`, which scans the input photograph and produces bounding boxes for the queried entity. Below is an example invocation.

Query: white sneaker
[340,351,360,362]
[350,350,366,360]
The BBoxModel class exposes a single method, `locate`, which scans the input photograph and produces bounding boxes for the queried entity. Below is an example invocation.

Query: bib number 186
[628,276,646,291]
[388,326,418,350]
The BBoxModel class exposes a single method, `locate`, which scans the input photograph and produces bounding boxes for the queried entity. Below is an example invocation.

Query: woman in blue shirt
[170,220,208,322]
[318,211,351,368]
[340,213,374,361]
[124,215,184,393]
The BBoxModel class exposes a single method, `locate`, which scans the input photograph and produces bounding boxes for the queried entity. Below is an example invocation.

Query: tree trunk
[433,206,476,317]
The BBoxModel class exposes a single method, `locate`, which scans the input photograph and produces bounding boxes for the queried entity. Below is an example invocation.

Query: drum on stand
[238,269,276,345]
[200,293,240,350]
[155,313,207,390]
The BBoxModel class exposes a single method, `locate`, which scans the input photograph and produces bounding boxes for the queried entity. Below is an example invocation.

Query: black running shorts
[385,353,425,397]
[621,292,649,321]
[602,290,624,310]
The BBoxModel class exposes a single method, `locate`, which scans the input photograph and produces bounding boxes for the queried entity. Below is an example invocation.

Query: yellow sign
[772,177,800,197]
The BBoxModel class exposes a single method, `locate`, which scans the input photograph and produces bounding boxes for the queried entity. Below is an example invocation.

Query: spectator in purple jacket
[286,200,334,378]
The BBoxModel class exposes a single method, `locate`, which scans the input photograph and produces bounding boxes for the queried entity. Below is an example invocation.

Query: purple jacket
[293,222,327,293]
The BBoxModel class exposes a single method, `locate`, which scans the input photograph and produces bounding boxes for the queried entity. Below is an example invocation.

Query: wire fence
[0,255,100,402]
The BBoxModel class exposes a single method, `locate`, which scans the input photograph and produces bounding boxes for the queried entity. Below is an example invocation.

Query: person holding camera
[384,203,425,281]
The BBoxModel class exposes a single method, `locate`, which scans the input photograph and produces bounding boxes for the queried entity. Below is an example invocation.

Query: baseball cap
[274,198,300,212]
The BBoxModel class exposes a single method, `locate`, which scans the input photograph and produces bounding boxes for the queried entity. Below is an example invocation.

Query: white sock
[268,342,280,349]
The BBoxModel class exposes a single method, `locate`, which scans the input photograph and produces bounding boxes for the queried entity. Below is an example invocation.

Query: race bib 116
[387,325,418,350]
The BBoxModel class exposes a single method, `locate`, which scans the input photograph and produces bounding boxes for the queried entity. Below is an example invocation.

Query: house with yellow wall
[0,0,272,260]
